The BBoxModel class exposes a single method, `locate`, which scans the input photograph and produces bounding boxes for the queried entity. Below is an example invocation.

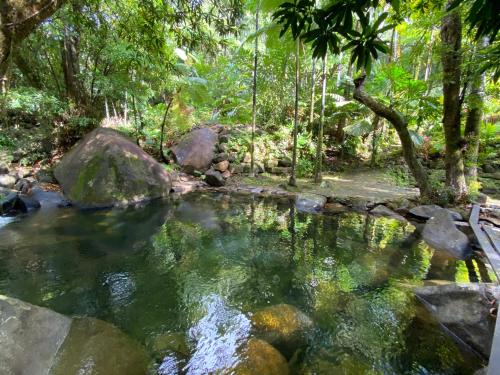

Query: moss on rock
[251,304,313,358]
[54,128,172,208]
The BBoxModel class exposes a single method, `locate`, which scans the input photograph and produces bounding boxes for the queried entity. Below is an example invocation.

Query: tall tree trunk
[336,62,353,147]
[353,76,433,199]
[0,32,11,93]
[160,96,173,163]
[289,38,300,187]
[370,115,381,167]
[308,58,316,128]
[124,91,128,124]
[441,3,468,200]
[250,6,259,177]
[13,49,42,89]
[61,23,85,107]
[464,39,486,181]
[336,52,343,87]
[0,0,66,93]
[105,97,110,119]
[314,55,327,183]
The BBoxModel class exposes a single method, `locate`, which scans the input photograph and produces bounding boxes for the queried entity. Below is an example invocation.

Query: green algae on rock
[51,317,151,375]
[251,304,314,358]
[227,338,290,375]
[54,127,172,208]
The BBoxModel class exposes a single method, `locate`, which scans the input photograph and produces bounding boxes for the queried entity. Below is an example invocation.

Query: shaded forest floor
[230,168,420,203]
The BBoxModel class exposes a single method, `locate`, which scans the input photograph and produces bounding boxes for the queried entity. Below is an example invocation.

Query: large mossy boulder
[54,127,172,208]
[251,304,313,358]
[171,128,218,174]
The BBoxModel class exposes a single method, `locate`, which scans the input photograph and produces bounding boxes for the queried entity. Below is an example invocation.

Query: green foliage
[3,88,65,119]
[388,165,415,188]
[273,0,395,74]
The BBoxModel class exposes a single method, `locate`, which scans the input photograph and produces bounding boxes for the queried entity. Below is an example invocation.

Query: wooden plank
[488,309,500,375]
[484,226,500,253]
[469,205,500,281]
[470,205,500,375]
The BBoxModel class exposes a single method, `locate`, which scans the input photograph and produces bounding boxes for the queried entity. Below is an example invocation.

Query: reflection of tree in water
[0,201,171,317]
[0,193,485,373]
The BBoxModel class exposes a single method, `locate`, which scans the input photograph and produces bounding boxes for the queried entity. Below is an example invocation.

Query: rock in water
[295,194,327,213]
[171,128,218,174]
[205,168,226,187]
[0,192,19,214]
[51,317,150,375]
[251,304,313,358]
[415,283,499,359]
[0,296,151,375]
[54,128,172,208]
[410,204,462,221]
[422,209,470,259]
[0,295,72,375]
[370,205,407,223]
[229,338,289,375]
[185,295,289,375]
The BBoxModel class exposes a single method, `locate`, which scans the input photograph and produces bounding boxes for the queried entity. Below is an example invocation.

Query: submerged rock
[228,338,289,375]
[422,209,470,259]
[51,317,150,375]
[415,283,499,359]
[295,194,327,213]
[171,128,218,174]
[251,304,313,358]
[54,127,172,208]
[0,294,152,375]
[152,332,190,358]
[0,295,72,375]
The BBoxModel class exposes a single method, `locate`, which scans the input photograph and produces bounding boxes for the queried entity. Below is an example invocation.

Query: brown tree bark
[370,115,381,167]
[441,3,468,200]
[353,76,433,199]
[314,55,327,183]
[13,49,42,89]
[464,66,485,180]
[250,6,259,177]
[288,38,300,187]
[60,22,86,106]
[0,0,66,91]
[335,62,353,146]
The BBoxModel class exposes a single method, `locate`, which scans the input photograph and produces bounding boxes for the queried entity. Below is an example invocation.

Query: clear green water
[0,193,491,374]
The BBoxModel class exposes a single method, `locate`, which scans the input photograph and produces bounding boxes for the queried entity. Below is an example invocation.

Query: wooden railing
[469,204,500,375]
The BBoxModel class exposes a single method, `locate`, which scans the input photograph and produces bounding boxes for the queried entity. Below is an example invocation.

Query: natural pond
[0,193,494,374]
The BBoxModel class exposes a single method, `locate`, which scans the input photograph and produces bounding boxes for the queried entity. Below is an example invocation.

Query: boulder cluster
[171,125,294,187]
[0,161,59,216]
